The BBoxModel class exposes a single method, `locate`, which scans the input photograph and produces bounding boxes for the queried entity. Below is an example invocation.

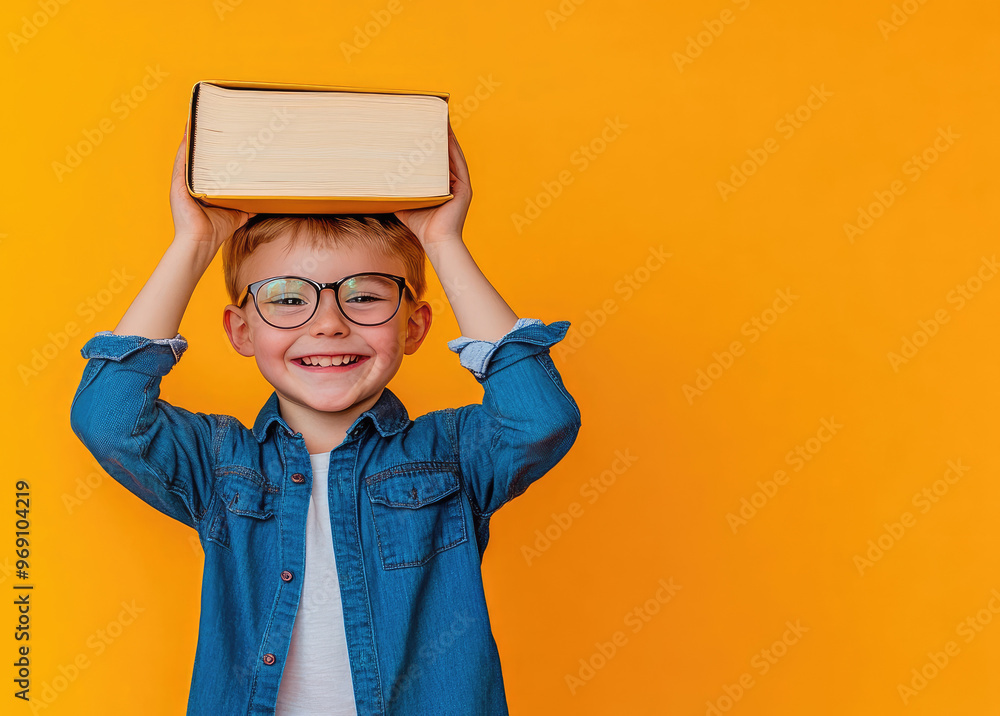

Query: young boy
[69,121,582,716]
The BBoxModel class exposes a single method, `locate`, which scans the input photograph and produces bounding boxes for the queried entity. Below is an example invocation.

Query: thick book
[184,79,453,214]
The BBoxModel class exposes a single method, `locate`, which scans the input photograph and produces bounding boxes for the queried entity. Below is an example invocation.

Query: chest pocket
[206,468,278,549]
[365,464,467,569]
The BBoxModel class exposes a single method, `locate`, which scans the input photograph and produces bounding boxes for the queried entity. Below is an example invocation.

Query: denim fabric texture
[69,317,582,716]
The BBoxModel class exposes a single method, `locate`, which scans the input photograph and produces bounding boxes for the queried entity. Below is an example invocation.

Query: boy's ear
[223,305,255,357]
[403,300,433,355]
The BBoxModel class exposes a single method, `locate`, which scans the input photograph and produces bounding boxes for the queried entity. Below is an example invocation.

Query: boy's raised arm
[395,122,519,342]
[396,124,582,518]
[113,239,215,339]
[69,128,255,530]
[114,130,254,339]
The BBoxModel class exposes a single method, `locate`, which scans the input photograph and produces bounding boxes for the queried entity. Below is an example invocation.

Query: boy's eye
[266,295,309,307]
[344,293,384,304]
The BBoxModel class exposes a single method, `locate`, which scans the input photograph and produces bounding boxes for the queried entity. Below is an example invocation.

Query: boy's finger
[447,123,463,155]
[443,118,471,187]
[448,134,471,186]
[173,133,187,173]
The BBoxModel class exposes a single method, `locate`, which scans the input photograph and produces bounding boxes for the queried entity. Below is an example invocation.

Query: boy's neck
[278,390,382,455]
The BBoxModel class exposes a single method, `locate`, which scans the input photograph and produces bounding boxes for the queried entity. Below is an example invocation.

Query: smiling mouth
[293,355,367,367]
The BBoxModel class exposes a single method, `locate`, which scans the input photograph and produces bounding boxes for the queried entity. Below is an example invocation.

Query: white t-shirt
[275,451,359,715]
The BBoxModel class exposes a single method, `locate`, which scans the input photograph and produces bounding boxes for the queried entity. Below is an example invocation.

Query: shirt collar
[251,387,410,443]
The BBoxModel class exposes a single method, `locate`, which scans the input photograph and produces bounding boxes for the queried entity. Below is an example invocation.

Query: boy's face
[222,231,431,434]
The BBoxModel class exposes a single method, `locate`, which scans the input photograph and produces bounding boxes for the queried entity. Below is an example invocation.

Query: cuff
[447,318,570,381]
[80,331,189,375]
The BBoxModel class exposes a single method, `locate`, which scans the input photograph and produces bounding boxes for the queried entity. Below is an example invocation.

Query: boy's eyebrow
[248,272,409,284]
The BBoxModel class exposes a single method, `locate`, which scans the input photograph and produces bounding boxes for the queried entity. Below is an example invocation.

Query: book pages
[191,84,450,198]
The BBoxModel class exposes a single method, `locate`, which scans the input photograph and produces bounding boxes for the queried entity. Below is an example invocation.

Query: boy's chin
[297,393,360,412]
[300,388,383,415]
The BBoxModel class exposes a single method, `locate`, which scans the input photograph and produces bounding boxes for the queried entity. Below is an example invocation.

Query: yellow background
[4,0,999,713]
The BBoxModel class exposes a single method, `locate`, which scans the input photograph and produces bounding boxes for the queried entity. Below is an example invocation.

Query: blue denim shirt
[69,317,581,716]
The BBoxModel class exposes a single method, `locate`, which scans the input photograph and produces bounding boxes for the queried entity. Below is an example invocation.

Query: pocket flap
[366,468,460,509]
[216,468,278,519]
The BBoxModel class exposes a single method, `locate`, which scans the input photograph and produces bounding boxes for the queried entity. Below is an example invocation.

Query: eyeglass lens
[257,275,401,327]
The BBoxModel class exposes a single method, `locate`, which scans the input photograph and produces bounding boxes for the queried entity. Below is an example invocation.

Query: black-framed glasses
[237,273,414,329]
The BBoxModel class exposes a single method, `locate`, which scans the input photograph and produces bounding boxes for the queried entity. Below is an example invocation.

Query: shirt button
[290,473,305,484]
[280,570,293,582]
[262,653,276,665]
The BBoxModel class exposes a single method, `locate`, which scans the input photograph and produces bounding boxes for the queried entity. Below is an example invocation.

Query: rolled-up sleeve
[69,331,224,530]
[448,318,582,517]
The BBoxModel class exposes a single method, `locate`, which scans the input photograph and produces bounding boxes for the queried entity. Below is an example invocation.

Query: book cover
[185,79,454,215]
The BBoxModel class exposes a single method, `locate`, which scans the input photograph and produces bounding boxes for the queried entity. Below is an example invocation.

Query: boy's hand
[395,120,471,247]
[169,126,255,250]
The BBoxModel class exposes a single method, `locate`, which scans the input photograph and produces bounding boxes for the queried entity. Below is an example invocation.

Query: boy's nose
[308,289,351,334]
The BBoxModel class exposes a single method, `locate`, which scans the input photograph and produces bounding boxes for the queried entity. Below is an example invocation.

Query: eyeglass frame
[236,272,415,329]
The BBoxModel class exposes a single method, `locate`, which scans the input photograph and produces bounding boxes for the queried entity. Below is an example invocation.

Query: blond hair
[223,215,427,307]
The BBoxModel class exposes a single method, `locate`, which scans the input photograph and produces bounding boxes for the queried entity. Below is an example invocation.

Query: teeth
[300,355,359,366]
